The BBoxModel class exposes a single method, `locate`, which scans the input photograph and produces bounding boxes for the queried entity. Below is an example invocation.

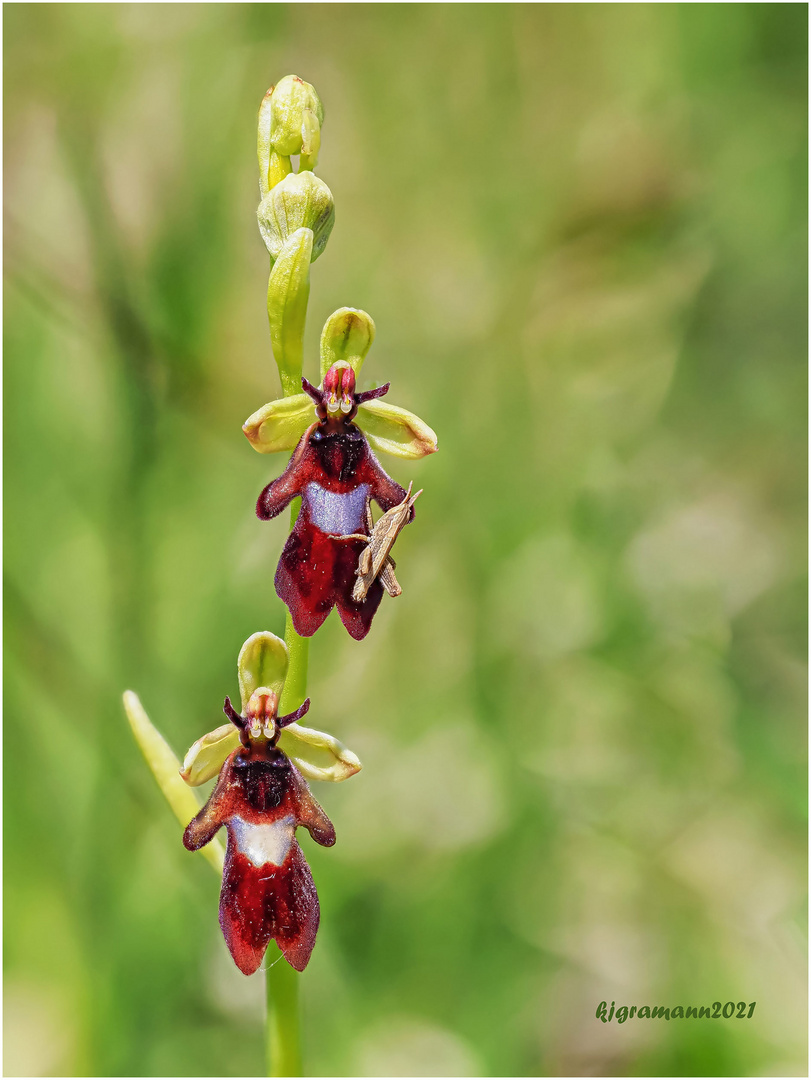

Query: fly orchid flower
[180,632,360,974]
[243,307,438,640]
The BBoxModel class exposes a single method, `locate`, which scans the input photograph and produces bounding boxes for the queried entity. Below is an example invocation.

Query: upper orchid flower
[243,308,437,640]
[180,632,360,974]
[244,307,438,459]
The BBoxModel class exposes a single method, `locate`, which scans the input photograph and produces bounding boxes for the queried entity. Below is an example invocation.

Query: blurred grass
[3,4,807,1077]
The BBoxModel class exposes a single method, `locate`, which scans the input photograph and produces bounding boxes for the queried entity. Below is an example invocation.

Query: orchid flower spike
[180,632,361,974]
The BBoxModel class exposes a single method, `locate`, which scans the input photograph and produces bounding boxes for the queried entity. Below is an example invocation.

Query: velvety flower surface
[184,721,334,974]
[181,633,359,973]
[244,308,437,640]
[256,367,415,639]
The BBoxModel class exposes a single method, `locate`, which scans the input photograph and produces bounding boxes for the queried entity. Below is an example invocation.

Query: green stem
[265,274,311,1077]
[280,549,310,716]
[266,509,309,1077]
[265,942,302,1077]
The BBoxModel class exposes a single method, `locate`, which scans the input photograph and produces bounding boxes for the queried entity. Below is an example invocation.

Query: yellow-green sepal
[123,691,225,874]
[320,308,376,382]
[257,90,292,196]
[257,88,274,196]
[279,723,362,782]
[243,393,313,454]
[238,632,289,710]
[179,722,240,787]
[180,716,362,786]
[357,399,439,459]
[266,228,313,396]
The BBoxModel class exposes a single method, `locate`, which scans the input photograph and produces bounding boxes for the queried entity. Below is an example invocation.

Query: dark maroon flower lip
[183,740,336,974]
[255,408,414,639]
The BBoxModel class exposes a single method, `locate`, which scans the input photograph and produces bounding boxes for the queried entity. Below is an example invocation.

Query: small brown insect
[332,482,422,603]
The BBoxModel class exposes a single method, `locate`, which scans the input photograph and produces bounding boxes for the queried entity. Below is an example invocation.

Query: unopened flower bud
[269,75,324,158]
[257,171,335,263]
[257,77,324,194]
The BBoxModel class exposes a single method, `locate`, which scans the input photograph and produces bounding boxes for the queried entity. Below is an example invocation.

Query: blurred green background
[4,4,807,1077]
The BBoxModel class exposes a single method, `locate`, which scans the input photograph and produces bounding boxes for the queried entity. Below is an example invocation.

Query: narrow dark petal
[301,377,324,405]
[256,422,320,521]
[278,698,311,728]
[223,696,247,731]
[354,382,390,404]
[256,481,277,520]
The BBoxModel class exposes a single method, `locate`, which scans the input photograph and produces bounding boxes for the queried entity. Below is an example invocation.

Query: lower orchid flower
[180,632,360,974]
[243,308,437,640]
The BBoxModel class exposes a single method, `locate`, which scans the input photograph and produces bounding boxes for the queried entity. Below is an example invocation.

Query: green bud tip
[258,75,325,192]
